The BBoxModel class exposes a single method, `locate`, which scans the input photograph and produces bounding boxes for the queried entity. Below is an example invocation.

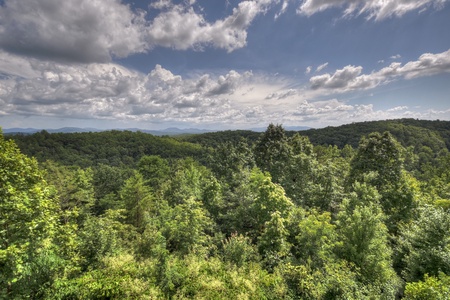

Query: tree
[348,132,417,232]
[0,131,59,297]
[249,169,294,227]
[119,172,155,231]
[336,183,400,297]
[293,209,337,268]
[78,210,130,270]
[41,162,96,219]
[348,132,403,188]
[162,157,224,224]
[254,124,292,184]
[396,205,450,283]
[163,158,206,206]
[258,211,290,270]
[92,164,131,214]
[222,168,294,240]
[137,155,170,191]
[160,197,214,255]
[209,138,255,186]
[222,233,258,268]
[404,273,450,300]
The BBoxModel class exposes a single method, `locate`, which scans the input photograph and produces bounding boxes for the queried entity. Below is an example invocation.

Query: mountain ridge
[2,126,311,136]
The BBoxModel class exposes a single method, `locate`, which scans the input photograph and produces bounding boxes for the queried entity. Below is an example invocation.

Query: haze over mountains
[2,126,311,135]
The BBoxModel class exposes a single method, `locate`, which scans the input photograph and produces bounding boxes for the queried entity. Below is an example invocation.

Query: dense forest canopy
[2,118,450,299]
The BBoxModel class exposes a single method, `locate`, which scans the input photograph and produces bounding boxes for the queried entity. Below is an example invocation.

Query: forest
[2,119,450,299]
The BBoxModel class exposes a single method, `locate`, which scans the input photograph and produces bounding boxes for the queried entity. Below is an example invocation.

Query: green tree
[348,132,417,232]
[396,205,450,282]
[119,172,155,231]
[41,162,96,219]
[92,164,132,214]
[160,197,214,255]
[209,138,255,186]
[49,254,162,299]
[0,131,59,297]
[71,168,96,215]
[293,209,337,268]
[223,168,294,240]
[254,124,292,184]
[404,273,450,300]
[222,233,258,268]
[249,169,294,227]
[258,211,291,270]
[137,155,170,191]
[336,183,400,297]
[163,158,206,206]
[348,132,403,188]
[163,158,224,224]
[232,169,294,240]
[78,210,131,270]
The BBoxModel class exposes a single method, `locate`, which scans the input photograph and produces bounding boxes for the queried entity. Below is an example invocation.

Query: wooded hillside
[2,119,450,299]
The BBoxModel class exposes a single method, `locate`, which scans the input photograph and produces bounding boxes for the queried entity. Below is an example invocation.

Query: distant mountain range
[2,126,311,136]
[3,127,102,134]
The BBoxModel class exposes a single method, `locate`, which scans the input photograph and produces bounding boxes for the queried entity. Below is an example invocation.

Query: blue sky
[0,0,449,130]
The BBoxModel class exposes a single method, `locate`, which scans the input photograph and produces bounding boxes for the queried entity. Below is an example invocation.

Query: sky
[0,0,450,130]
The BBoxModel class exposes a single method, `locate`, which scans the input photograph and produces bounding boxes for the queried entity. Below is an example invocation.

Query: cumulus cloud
[196,0,275,52]
[0,52,256,123]
[207,70,252,95]
[387,106,408,112]
[309,48,450,92]
[298,0,448,20]
[0,0,148,63]
[0,0,277,63]
[310,65,363,90]
[1,45,450,129]
[271,98,446,127]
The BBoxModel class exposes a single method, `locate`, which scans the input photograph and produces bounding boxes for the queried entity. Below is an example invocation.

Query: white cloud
[294,99,353,117]
[298,0,448,20]
[387,106,408,112]
[0,52,258,124]
[390,54,402,59]
[150,0,173,10]
[200,0,275,52]
[309,48,450,92]
[0,0,148,63]
[275,0,289,19]
[316,62,329,72]
[1,47,450,129]
[305,66,312,74]
[0,0,277,63]
[310,65,363,90]
[395,49,450,79]
[146,6,207,51]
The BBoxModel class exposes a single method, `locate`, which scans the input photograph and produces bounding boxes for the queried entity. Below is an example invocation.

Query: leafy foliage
[3,120,450,299]
[0,132,62,298]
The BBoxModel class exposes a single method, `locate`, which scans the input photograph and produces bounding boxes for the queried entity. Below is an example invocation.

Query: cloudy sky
[0,0,449,130]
